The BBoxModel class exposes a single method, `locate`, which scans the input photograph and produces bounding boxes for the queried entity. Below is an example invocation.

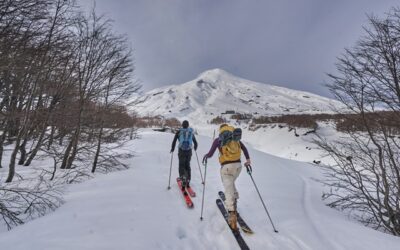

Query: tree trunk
[65,126,80,169]
[130,127,135,140]
[58,128,65,146]
[7,96,19,140]
[60,137,73,169]
[24,122,48,166]
[5,136,21,183]
[64,102,84,169]
[50,157,57,181]
[18,137,28,165]
[0,129,6,168]
[91,126,104,173]
[47,125,55,150]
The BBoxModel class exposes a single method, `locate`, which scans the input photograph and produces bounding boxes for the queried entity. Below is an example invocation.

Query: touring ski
[216,199,250,250]
[218,191,254,234]
[177,178,193,208]
[186,185,196,197]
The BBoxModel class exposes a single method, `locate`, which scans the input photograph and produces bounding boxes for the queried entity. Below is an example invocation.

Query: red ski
[186,185,196,197]
[177,178,194,208]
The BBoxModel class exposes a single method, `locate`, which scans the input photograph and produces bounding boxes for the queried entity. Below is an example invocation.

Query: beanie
[182,120,189,128]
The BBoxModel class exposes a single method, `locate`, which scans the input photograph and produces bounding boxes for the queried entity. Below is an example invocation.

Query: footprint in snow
[176,227,187,240]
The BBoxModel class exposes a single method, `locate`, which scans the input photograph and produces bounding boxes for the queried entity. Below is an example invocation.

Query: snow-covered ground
[189,120,338,165]
[241,122,340,165]
[0,130,399,250]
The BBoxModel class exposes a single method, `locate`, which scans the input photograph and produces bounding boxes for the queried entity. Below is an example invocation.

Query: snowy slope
[134,69,344,122]
[133,69,348,165]
[0,130,399,250]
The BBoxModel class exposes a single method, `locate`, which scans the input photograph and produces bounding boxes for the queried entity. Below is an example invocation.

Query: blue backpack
[179,128,193,151]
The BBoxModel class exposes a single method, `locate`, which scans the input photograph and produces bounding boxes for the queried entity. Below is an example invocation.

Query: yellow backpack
[218,125,242,164]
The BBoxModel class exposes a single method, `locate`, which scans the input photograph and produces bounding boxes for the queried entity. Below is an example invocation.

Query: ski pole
[195,151,204,184]
[200,159,208,221]
[246,165,279,233]
[167,152,174,190]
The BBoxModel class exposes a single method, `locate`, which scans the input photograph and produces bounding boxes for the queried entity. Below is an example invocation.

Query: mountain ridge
[134,69,344,121]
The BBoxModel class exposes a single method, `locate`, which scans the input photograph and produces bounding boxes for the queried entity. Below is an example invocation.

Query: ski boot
[181,176,187,191]
[228,210,238,231]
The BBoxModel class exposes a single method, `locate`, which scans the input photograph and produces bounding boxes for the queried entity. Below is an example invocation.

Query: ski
[177,178,194,208]
[218,191,254,234]
[186,185,196,197]
[216,199,250,250]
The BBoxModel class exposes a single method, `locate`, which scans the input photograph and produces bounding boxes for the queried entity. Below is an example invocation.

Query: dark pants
[178,148,192,185]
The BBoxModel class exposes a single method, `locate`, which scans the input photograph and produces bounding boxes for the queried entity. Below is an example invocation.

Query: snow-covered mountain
[135,68,343,121]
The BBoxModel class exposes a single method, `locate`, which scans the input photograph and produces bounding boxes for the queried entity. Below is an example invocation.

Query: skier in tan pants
[203,124,251,230]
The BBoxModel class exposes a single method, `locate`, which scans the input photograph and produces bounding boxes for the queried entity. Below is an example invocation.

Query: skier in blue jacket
[171,120,198,189]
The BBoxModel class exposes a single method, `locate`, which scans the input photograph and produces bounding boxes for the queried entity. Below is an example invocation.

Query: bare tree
[317,8,400,235]
[91,36,140,173]
[0,0,140,230]
[0,175,63,230]
[1,0,53,182]
[60,9,139,170]
[2,0,78,182]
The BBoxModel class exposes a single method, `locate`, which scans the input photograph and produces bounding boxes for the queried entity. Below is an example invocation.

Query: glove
[194,144,198,151]
[170,148,174,153]
[244,159,252,174]
[202,155,208,165]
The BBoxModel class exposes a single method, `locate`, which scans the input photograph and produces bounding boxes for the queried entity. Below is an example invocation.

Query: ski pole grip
[246,164,252,175]
[202,155,208,166]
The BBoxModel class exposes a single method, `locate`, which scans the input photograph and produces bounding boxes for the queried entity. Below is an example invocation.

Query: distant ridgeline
[135,116,181,129]
[136,110,400,135]
[211,111,400,134]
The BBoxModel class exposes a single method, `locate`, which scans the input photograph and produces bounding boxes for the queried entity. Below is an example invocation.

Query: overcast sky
[79,0,399,97]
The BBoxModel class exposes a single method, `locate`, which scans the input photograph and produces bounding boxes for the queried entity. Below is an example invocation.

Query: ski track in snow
[299,177,337,249]
[247,153,324,250]
[270,157,343,250]
[278,161,337,249]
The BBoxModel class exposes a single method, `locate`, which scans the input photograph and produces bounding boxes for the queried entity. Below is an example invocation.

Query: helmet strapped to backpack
[219,125,242,146]
[218,125,242,164]
[178,127,193,150]
[233,128,242,141]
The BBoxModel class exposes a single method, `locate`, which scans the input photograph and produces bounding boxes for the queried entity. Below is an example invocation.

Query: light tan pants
[220,162,242,211]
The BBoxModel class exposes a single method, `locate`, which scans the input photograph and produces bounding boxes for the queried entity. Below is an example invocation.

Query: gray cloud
[79,0,399,97]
